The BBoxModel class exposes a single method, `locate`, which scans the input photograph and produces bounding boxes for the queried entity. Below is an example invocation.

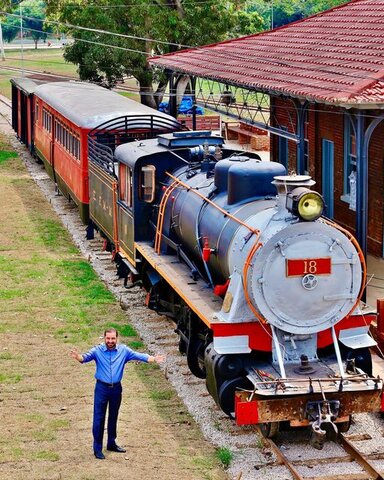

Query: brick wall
[271,97,384,257]
[177,115,221,131]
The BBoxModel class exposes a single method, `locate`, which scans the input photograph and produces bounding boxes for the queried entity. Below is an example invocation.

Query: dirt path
[0,128,227,480]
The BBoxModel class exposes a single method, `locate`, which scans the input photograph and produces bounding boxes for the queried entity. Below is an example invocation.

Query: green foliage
[33,450,59,461]
[0,372,22,383]
[127,340,144,349]
[2,17,19,43]
[35,218,75,250]
[216,447,233,469]
[1,1,52,48]
[149,389,174,401]
[109,322,137,337]
[0,352,13,360]
[0,150,18,164]
[46,0,263,107]
[248,0,346,30]
[57,260,115,303]
[48,419,70,430]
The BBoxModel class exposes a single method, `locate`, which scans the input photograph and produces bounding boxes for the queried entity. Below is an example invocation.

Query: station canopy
[149,0,384,111]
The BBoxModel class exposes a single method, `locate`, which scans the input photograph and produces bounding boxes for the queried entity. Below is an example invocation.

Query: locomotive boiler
[111,131,382,447]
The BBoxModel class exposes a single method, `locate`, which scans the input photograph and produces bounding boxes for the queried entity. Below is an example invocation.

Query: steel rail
[257,428,384,480]
[258,431,305,480]
[338,433,384,480]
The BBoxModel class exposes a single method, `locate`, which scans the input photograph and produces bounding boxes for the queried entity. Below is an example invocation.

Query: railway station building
[149,0,384,261]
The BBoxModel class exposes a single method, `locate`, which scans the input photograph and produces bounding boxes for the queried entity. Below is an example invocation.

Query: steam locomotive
[12,79,383,448]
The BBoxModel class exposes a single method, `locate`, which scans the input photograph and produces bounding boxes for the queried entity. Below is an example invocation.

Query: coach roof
[34,81,179,129]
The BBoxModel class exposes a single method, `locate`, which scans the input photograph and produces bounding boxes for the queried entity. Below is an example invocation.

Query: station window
[140,165,156,203]
[74,137,80,159]
[342,116,357,201]
[119,164,133,208]
[303,110,309,174]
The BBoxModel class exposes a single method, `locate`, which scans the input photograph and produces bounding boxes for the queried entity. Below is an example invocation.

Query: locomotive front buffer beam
[235,388,383,446]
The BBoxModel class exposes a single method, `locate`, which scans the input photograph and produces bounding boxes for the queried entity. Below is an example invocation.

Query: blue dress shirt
[81,343,150,384]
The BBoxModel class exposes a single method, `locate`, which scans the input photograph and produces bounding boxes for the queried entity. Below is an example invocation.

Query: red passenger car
[11,78,39,152]
[12,79,181,223]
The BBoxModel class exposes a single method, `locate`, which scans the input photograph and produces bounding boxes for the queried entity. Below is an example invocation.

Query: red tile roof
[149,0,384,106]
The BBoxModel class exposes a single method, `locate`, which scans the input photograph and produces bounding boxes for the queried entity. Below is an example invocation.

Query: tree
[21,1,51,49]
[1,15,19,43]
[1,1,51,48]
[46,0,263,107]
[249,0,346,30]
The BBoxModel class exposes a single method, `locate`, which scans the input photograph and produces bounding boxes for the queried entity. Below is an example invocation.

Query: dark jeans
[93,381,122,453]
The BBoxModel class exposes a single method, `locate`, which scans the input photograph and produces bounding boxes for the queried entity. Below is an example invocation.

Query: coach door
[322,139,334,219]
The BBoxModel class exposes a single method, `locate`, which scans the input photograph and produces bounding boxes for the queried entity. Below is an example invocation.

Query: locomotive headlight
[286,187,324,221]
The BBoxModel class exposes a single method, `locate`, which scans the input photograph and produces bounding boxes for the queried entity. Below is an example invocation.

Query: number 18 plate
[286,258,331,277]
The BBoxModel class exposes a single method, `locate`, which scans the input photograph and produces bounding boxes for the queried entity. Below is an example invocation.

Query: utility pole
[0,23,5,61]
[19,2,23,76]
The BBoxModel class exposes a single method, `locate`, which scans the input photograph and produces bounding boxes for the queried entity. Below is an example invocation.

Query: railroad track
[2,94,384,480]
[0,64,140,94]
[0,96,11,108]
[262,430,384,480]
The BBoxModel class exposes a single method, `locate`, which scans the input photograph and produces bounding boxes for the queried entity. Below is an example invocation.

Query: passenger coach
[11,79,181,222]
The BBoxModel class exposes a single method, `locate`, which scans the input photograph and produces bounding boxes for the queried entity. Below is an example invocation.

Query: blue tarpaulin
[159,96,204,115]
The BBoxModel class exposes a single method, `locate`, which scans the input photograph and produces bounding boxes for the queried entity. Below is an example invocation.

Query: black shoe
[107,444,126,453]
[94,451,105,460]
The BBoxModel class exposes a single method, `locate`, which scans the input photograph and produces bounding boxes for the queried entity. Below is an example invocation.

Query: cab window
[119,163,132,208]
[140,165,156,203]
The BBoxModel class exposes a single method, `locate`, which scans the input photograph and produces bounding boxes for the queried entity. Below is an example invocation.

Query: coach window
[74,137,80,159]
[35,102,39,124]
[119,164,133,208]
[140,165,156,203]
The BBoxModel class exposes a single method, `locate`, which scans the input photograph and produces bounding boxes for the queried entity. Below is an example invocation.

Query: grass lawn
[0,48,78,98]
[0,133,228,478]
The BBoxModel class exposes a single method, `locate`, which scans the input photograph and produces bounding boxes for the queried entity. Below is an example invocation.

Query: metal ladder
[154,180,178,254]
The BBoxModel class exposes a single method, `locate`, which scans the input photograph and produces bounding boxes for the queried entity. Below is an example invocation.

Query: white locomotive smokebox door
[247,222,362,335]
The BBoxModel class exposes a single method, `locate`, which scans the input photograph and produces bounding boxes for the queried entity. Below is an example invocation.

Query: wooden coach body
[11,80,180,223]
[11,78,39,152]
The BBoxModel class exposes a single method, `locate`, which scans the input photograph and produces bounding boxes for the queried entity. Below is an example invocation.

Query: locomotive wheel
[215,355,244,379]
[178,336,187,355]
[187,336,206,379]
[218,376,254,418]
[259,422,280,439]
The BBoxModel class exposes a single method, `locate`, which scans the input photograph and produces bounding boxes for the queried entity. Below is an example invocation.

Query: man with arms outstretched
[71,328,165,459]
